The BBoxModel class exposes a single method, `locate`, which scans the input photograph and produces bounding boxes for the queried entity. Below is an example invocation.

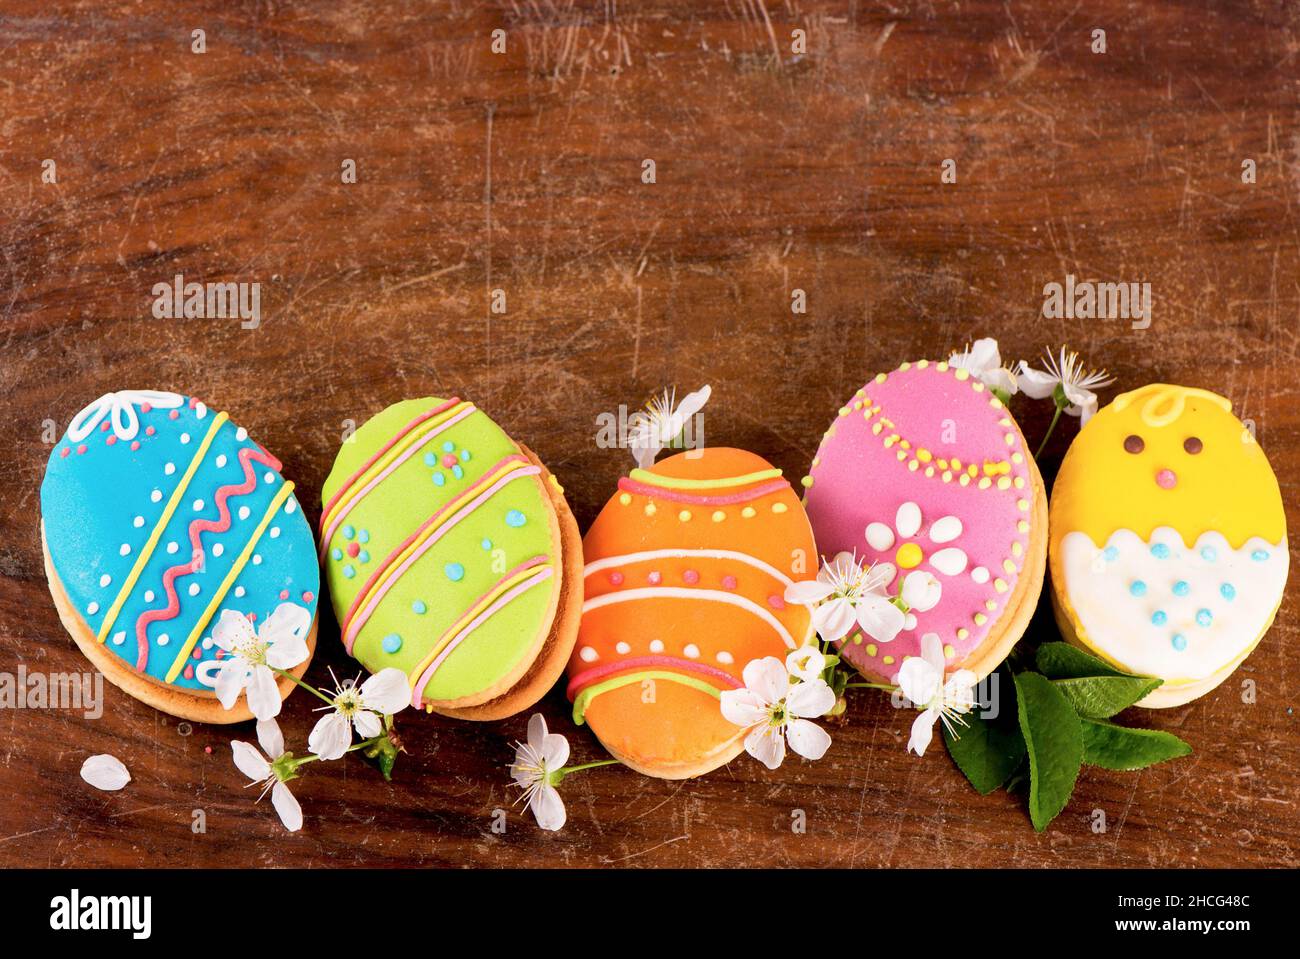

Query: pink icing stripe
[411,565,555,707]
[340,453,530,644]
[566,655,743,700]
[617,476,790,506]
[321,403,476,548]
[134,445,279,671]
[344,459,540,649]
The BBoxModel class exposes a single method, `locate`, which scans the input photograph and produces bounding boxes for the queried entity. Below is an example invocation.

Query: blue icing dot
[358,550,370,563]
[411,600,427,615]
[444,562,465,582]
[481,538,493,551]
[432,472,446,486]
[460,449,471,461]
[452,465,464,480]
[1251,550,1269,562]
[343,564,356,579]
[1171,633,1187,651]
[424,452,437,467]
[1220,582,1236,601]
[331,547,343,561]
[358,529,370,544]
[442,440,455,453]
[1129,580,1147,597]
[1151,610,1167,626]
[343,524,355,540]
[506,509,526,528]
[1196,608,1213,627]
[1200,546,1218,562]
[1102,546,1119,562]
[382,634,402,653]
[1172,580,1190,597]
[1150,543,1170,559]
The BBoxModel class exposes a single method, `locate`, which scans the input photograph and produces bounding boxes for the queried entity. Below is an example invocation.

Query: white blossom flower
[897,633,977,757]
[80,754,131,791]
[1017,347,1114,423]
[231,718,303,832]
[66,390,185,442]
[949,337,1019,396]
[510,713,570,831]
[784,551,905,644]
[627,385,711,468]
[212,603,311,721]
[307,667,409,761]
[720,655,836,770]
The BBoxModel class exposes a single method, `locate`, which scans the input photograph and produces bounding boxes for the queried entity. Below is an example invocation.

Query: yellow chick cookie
[1049,384,1288,707]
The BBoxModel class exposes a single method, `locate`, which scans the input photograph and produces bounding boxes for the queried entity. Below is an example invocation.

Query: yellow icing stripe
[571,670,724,726]
[627,467,782,490]
[349,458,529,624]
[320,400,472,533]
[164,481,295,683]
[404,562,550,692]
[96,412,229,643]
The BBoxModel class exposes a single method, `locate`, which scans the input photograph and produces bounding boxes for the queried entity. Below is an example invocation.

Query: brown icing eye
[1184,436,1203,454]
[1123,434,1145,454]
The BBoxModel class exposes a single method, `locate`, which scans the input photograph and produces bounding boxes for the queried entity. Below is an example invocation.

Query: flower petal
[785,647,826,683]
[80,754,131,791]
[308,711,353,761]
[968,336,1000,371]
[1016,364,1058,399]
[245,664,283,721]
[271,781,303,832]
[920,631,947,673]
[526,713,548,752]
[784,579,834,605]
[907,709,938,756]
[982,366,1019,395]
[352,709,383,739]
[212,608,254,652]
[231,740,270,782]
[675,384,712,421]
[214,658,248,710]
[856,595,905,643]
[539,728,570,771]
[897,655,940,708]
[359,668,410,715]
[741,656,789,704]
[786,718,832,761]
[720,688,768,728]
[255,718,284,759]
[812,597,856,642]
[530,784,567,831]
[787,679,836,719]
[264,626,309,671]
[863,562,897,593]
[744,725,785,770]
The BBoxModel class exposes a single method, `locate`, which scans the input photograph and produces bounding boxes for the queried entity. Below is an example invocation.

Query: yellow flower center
[896,542,924,569]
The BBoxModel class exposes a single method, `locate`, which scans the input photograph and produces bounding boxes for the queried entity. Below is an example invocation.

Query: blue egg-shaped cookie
[40,390,319,723]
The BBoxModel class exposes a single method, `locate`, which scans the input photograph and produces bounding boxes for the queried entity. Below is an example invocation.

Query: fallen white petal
[80,754,131,791]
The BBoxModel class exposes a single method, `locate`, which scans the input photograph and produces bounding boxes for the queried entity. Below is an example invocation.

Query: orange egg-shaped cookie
[566,449,816,779]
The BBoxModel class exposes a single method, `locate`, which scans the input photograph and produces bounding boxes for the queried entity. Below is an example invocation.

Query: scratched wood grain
[0,0,1296,868]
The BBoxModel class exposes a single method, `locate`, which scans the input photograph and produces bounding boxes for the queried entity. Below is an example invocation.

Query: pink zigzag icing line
[134,444,280,672]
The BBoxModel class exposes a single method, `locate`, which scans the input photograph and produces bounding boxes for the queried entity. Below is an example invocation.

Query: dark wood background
[0,0,1296,868]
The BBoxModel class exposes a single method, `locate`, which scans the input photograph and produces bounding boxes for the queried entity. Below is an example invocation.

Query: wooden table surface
[1,0,1296,868]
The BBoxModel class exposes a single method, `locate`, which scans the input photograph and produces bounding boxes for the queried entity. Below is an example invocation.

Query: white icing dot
[86,601,100,615]
[234,586,246,598]
[896,501,923,539]
[180,432,191,444]
[166,541,179,554]
[192,498,204,512]
[866,522,896,551]
[151,489,162,503]
[615,641,631,655]
[238,506,250,520]
[716,651,734,664]
[649,639,665,653]
[144,590,155,602]
[201,637,214,650]
[119,543,131,556]
[112,631,125,646]
[133,515,145,528]
[269,526,281,539]
[195,402,208,419]
[98,573,111,588]
[235,426,248,441]
[931,548,968,576]
[284,499,297,514]
[252,554,262,566]
[929,515,963,544]
[164,462,176,476]
[971,566,990,584]
[212,543,224,558]
[263,471,274,484]
[215,454,227,468]
[157,633,169,646]
[579,646,598,662]
[684,643,700,659]
[188,583,200,596]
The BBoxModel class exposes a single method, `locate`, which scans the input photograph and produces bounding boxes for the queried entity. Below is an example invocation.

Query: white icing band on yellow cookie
[1060,526,1287,683]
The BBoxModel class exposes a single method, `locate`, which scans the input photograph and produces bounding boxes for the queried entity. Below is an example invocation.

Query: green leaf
[1014,672,1083,832]
[1081,719,1192,770]
[1052,675,1163,718]
[1035,642,1130,679]
[944,709,1027,795]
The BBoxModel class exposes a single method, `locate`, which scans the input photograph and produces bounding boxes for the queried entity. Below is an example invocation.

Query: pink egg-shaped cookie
[801,360,1048,684]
